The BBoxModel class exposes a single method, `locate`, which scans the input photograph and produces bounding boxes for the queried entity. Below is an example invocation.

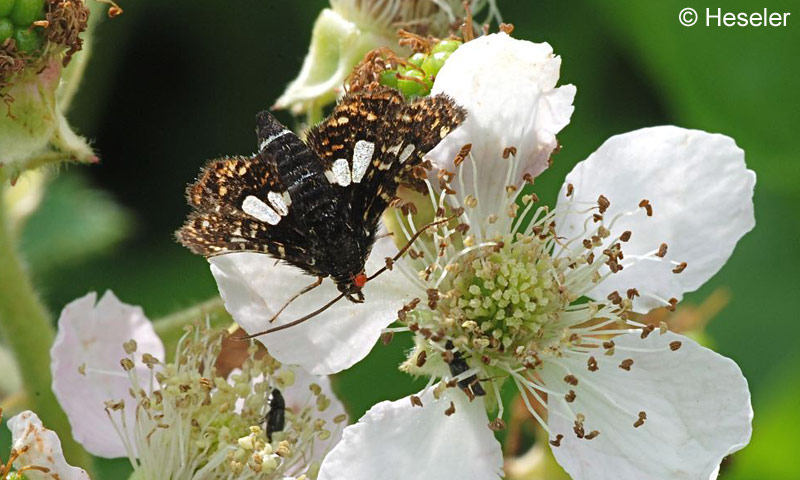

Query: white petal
[709,464,721,480]
[318,389,503,480]
[282,366,348,463]
[428,32,576,222]
[50,291,165,458]
[210,235,419,375]
[544,331,752,480]
[273,9,362,114]
[7,410,91,480]
[555,126,756,312]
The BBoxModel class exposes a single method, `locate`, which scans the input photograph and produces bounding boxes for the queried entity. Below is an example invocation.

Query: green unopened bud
[375,37,460,98]
[9,0,45,27]
[0,0,15,17]
[0,18,13,42]
[421,50,449,78]
[396,65,431,98]
[407,52,426,67]
[379,68,399,88]
[12,27,42,52]
[431,38,462,54]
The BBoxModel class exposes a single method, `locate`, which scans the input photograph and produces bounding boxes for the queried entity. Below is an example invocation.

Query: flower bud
[0,0,101,179]
[377,38,462,98]
[274,0,497,121]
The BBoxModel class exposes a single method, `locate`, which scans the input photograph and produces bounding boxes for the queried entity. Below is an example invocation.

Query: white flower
[274,0,501,120]
[4,410,90,480]
[49,291,347,479]
[314,35,754,479]
[50,291,164,458]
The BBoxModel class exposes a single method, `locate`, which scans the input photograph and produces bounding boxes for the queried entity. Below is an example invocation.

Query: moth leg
[269,276,325,323]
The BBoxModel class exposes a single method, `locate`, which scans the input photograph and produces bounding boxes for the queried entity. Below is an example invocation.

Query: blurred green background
[2,0,798,478]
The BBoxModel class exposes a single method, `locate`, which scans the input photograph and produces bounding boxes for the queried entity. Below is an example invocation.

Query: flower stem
[153,296,232,360]
[0,181,93,472]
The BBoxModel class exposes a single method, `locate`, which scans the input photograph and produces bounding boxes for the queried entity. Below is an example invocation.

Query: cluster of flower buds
[0,0,47,53]
[378,39,461,98]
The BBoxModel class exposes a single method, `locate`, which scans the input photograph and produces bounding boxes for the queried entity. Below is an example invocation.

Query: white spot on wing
[399,144,416,163]
[324,169,337,184]
[332,159,351,186]
[352,140,374,183]
[242,195,281,225]
[258,129,291,152]
[386,142,402,155]
[267,191,289,216]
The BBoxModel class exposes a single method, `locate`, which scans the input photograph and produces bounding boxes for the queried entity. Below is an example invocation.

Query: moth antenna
[235,293,346,339]
[367,213,458,282]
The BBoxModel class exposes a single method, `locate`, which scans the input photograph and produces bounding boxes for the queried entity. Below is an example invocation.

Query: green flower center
[399,228,578,394]
[439,232,566,354]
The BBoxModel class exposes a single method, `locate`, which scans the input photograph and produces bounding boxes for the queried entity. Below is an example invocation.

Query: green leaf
[20,172,133,272]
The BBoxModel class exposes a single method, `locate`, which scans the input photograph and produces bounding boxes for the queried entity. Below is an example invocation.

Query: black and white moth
[177,86,465,303]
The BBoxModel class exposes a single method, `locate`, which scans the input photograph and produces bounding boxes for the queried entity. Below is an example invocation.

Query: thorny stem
[152,296,231,360]
[0,181,93,473]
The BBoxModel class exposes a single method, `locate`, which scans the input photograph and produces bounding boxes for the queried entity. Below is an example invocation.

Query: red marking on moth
[354,273,367,288]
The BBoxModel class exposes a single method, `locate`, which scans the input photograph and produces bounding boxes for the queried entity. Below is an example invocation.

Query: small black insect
[445,340,486,397]
[177,86,465,314]
[265,388,286,441]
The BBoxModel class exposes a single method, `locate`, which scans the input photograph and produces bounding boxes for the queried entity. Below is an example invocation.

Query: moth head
[337,271,367,303]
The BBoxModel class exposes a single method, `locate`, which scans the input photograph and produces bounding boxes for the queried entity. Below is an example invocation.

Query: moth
[177,86,465,310]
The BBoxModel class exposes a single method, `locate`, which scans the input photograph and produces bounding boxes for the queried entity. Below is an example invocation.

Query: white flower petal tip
[50,291,165,458]
[7,410,91,480]
[546,331,752,480]
[556,126,756,312]
[318,390,503,480]
[429,32,576,186]
[210,236,417,375]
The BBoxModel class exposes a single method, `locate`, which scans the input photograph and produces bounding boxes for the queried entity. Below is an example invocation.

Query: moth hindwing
[177,86,466,299]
